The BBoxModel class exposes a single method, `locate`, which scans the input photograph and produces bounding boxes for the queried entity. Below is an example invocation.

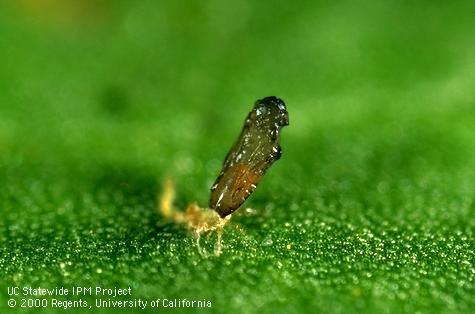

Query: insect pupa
[210,96,289,217]
[159,96,289,255]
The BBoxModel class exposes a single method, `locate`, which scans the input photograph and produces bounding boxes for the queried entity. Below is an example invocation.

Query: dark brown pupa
[210,96,289,217]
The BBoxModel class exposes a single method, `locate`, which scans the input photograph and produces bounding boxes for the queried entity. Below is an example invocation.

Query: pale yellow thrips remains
[158,179,230,256]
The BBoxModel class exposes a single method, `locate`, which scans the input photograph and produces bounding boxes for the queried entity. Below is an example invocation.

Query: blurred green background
[0,1,474,313]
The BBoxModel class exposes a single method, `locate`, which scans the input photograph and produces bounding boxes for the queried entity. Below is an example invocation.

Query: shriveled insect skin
[210,96,289,218]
